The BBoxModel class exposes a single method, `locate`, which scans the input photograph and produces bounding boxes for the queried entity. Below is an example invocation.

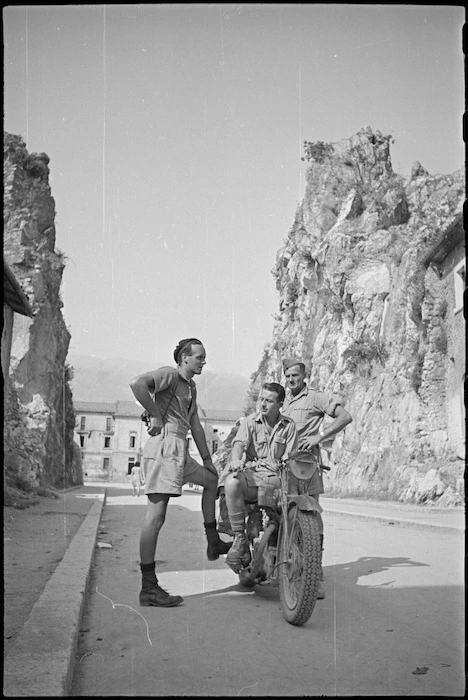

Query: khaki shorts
[229,460,324,494]
[237,465,281,490]
[142,430,204,497]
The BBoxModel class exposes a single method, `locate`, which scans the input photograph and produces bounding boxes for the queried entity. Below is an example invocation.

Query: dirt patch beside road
[3,486,103,659]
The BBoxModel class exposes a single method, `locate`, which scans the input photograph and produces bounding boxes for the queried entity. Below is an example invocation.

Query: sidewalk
[322,496,465,533]
[3,482,465,696]
[3,484,107,697]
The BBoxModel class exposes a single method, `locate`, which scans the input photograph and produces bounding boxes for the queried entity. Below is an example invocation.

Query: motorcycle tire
[278,506,321,626]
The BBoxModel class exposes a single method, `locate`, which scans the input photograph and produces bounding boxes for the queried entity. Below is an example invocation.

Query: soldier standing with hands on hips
[282,358,352,600]
[130,338,231,608]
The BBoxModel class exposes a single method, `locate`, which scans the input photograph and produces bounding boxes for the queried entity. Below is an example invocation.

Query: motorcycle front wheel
[278,506,321,626]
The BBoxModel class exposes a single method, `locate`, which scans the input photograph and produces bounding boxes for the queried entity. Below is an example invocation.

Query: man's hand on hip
[299,435,322,450]
[148,416,164,436]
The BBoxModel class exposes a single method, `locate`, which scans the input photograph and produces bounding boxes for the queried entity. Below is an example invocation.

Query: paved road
[70,485,465,697]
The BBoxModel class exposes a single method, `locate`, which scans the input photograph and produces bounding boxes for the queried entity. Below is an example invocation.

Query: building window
[80,416,86,430]
[104,436,111,449]
[103,457,110,470]
[129,433,136,449]
[212,440,218,453]
[454,259,465,313]
[128,457,136,475]
[81,452,85,461]
[79,435,85,448]
[106,416,112,432]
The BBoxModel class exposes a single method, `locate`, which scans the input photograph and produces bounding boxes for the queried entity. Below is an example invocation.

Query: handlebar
[284,452,332,472]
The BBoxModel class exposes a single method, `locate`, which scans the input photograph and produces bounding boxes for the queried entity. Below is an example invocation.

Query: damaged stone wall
[248,127,464,506]
[3,132,82,491]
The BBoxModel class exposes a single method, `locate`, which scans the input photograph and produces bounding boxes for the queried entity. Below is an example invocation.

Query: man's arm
[283,420,298,460]
[129,372,158,415]
[320,405,352,441]
[190,411,218,477]
[130,371,166,437]
[300,405,352,450]
[229,439,246,472]
[228,417,252,471]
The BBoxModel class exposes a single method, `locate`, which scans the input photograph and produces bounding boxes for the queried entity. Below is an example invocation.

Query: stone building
[203,409,243,446]
[2,261,33,397]
[421,212,465,459]
[74,400,235,482]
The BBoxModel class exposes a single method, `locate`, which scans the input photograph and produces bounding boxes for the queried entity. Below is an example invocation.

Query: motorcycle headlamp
[288,451,319,480]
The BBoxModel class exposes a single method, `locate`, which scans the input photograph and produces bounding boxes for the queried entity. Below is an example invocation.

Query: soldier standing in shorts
[129,338,232,607]
[282,358,352,599]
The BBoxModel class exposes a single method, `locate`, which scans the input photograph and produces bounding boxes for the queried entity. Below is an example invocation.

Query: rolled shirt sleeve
[282,419,298,460]
[283,387,342,442]
[232,413,297,467]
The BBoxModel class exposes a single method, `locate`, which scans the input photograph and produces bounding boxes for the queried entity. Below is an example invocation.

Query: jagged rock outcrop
[3,132,82,491]
[248,127,464,506]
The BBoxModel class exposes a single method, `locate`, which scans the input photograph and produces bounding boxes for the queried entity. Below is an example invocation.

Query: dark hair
[173,337,203,364]
[262,382,285,403]
[285,361,306,373]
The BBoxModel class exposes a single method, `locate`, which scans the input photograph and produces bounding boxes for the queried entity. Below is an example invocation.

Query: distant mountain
[67,354,251,413]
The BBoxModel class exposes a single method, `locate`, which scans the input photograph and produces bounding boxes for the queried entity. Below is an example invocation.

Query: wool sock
[140,561,157,584]
[204,520,221,543]
[228,510,247,533]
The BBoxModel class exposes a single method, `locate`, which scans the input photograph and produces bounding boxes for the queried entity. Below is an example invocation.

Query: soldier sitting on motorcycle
[223,382,298,573]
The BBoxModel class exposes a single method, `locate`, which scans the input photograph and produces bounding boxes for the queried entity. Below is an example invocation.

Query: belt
[245,460,278,473]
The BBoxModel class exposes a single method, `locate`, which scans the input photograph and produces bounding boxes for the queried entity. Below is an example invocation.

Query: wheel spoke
[279,507,322,625]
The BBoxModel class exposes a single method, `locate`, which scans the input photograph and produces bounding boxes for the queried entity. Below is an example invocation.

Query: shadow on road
[329,554,429,584]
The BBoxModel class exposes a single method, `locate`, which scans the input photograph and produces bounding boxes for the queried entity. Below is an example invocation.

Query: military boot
[225,531,251,573]
[204,521,232,561]
[140,580,184,607]
[139,562,183,607]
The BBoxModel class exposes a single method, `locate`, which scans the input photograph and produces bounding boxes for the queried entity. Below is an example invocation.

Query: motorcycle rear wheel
[278,507,321,626]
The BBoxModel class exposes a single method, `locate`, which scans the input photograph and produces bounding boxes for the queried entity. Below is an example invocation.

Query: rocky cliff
[247,127,464,506]
[3,132,81,495]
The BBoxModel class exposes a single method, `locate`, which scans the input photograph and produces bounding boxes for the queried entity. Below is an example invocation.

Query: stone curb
[324,506,464,533]
[3,490,107,697]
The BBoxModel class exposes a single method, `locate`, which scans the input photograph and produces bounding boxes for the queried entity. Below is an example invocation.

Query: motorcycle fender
[288,494,323,513]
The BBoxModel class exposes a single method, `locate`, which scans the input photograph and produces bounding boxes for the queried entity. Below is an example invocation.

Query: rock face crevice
[3,132,82,491]
[248,127,464,506]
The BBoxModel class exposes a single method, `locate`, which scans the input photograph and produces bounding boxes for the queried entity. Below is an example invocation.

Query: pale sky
[3,4,464,377]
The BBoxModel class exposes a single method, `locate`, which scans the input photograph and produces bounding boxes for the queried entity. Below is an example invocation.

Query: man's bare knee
[224,473,241,493]
[144,509,165,531]
[145,495,168,531]
[189,469,217,491]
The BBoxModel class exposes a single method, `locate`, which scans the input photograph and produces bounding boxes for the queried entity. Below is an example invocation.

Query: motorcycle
[237,450,330,626]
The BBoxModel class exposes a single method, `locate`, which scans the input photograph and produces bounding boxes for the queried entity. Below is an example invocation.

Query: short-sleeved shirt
[149,366,198,434]
[142,366,203,496]
[232,411,297,470]
[282,385,342,441]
